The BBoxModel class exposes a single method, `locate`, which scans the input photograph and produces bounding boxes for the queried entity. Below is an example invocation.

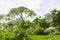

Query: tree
[0,6,36,40]
[46,9,60,27]
[33,17,49,29]
[7,6,36,21]
[39,18,49,29]
[51,9,57,27]
[7,6,36,29]
[44,13,52,23]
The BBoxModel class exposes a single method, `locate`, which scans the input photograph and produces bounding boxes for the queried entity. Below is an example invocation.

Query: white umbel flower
[44,27,55,33]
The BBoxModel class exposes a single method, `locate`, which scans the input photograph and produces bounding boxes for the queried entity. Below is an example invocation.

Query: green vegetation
[31,35,60,40]
[0,6,60,40]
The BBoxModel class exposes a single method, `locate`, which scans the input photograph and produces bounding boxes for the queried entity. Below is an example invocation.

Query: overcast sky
[0,0,60,17]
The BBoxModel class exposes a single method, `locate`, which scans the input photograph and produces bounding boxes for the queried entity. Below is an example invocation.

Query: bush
[35,27,44,35]
[0,25,32,40]
[26,27,35,35]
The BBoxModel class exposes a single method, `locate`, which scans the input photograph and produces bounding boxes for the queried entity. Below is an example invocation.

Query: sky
[0,0,60,17]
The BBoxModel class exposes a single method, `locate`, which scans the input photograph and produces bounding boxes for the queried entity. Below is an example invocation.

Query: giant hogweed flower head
[44,27,56,33]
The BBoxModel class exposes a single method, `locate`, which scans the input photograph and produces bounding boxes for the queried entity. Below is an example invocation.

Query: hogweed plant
[44,27,56,40]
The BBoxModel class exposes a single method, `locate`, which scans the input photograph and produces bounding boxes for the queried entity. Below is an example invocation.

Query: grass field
[30,35,60,40]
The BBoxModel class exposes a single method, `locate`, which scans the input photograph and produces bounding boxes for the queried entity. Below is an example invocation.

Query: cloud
[37,0,60,17]
[0,0,60,18]
[0,0,42,14]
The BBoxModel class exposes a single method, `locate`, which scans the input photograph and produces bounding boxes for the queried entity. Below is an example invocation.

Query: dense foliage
[0,6,60,40]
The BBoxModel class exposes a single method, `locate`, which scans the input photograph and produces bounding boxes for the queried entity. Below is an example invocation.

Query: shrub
[26,27,35,35]
[35,27,44,35]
